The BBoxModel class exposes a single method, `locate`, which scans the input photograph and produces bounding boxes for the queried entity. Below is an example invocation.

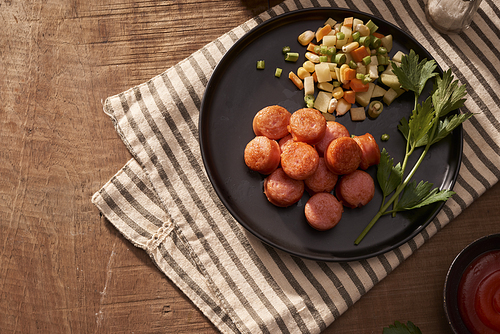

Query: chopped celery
[370,37,381,49]
[275,68,283,78]
[304,94,315,108]
[377,46,388,55]
[285,52,299,62]
[352,31,360,42]
[348,60,358,69]
[359,36,371,47]
[336,32,345,40]
[366,20,378,33]
[319,55,328,62]
[256,60,265,69]
[282,46,291,54]
[325,47,336,57]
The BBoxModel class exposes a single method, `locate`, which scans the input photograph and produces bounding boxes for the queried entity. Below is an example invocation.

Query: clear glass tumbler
[425,0,482,34]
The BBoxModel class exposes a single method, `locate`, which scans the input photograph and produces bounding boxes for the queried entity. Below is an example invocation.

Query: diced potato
[356,62,366,75]
[368,64,379,79]
[371,85,387,98]
[314,91,333,113]
[335,98,351,116]
[317,82,334,92]
[370,55,379,66]
[327,63,337,71]
[392,51,406,63]
[315,63,332,83]
[355,82,376,107]
[322,112,336,121]
[325,18,337,28]
[323,35,337,47]
[380,73,401,90]
[340,25,352,42]
[380,34,393,53]
[352,18,363,31]
[304,76,315,96]
[383,87,405,105]
[350,107,366,121]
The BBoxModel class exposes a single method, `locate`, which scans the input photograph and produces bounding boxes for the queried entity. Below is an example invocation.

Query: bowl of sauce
[444,234,500,333]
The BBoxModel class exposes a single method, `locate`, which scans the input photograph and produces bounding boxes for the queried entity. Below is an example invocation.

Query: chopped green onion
[362,55,371,66]
[325,47,336,57]
[356,73,365,80]
[282,46,291,54]
[314,45,322,54]
[352,31,360,41]
[378,65,385,72]
[348,60,358,69]
[377,46,388,55]
[336,32,345,40]
[334,53,346,65]
[275,68,282,78]
[256,60,265,69]
[285,52,299,62]
[320,45,328,55]
[359,36,371,47]
[377,54,389,65]
[304,94,315,108]
[370,37,381,49]
[319,55,328,62]
[332,81,341,88]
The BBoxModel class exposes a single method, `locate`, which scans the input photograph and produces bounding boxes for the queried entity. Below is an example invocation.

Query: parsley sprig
[354,50,473,245]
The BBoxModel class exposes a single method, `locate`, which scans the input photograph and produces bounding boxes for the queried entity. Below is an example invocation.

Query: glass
[425,0,482,34]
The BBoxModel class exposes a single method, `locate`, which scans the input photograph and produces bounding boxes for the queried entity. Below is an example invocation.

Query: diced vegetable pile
[286,16,408,121]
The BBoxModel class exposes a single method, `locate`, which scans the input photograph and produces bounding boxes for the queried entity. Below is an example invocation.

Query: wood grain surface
[1,0,498,333]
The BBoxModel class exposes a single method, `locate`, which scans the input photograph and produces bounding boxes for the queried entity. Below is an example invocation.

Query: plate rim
[199,7,464,262]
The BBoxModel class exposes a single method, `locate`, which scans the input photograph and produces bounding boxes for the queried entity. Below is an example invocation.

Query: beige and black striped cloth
[92,0,500,333]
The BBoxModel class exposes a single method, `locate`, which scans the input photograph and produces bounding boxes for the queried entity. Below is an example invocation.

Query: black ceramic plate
[199,8,463,262]
[444,234,500,334]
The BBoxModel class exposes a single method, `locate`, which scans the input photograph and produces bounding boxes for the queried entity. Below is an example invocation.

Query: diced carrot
[350,46,370,63]
[343,17,354,28]
[315,24,332,42]
[349,78,370,92]
[312,72,318,82]
[342,82,351,90]
[344,68,357,81]
[372,32,385,39]
[307,43,317,53]
[344,90,356,104]
[289,71,303,90]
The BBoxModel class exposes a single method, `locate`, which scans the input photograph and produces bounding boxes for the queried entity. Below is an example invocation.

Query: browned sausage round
[304,157,338,195]
[287,108,326,145]
[315,121,350,157]
[324,137,362,175]
[335,170,375,208]
[280,141,319,180]
[304,192,343,231]
[244,136,281,175]
[352,133,381,170]
[252,105,291,140]
[278,133,294,154]
[264,168,304,207]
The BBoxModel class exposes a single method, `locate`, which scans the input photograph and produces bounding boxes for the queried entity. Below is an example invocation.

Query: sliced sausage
[315,121,350,157]
[288,108,327,145]
[280,141,319,180]
[325,137,362,175]
[304,157,338,195]
[353,133,381,170]
[335,170,375,208]
[305,192,343,231]
[244,136,281,175]
[264,168,304,207]
[253,105,291,140]
[278,133,294,153]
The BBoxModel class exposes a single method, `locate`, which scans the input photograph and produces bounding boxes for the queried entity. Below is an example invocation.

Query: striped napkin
[92,0,500,333]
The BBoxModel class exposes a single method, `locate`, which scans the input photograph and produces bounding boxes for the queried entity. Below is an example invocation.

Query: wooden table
[1,0,498,333]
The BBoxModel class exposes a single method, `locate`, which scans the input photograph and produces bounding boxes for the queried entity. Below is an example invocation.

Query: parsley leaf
[394,180,455,211]
[383,321,422,334]
[392,49,438,96]
[377,148,403,198]
[432,69,467,118]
